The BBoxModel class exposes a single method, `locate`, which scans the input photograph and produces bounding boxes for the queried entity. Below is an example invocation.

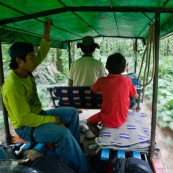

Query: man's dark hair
[106,53,126,74]
[80,45,96,54]
[8,42,34,69]
[9,54,27,70]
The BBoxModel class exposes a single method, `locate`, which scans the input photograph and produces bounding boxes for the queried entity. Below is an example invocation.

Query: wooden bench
[46,86,142,109]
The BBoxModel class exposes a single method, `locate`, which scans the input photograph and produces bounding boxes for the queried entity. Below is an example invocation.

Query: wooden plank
[117,150,125,158]
[132,151,141,159]
[101,149,110,160]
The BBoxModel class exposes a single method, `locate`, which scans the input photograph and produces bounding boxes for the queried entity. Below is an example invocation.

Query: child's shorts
[87,112,102,125]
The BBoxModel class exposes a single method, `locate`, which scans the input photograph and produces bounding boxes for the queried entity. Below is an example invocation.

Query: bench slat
[132,151,141,159]
[117,150,125,158]
[101,149,110,160]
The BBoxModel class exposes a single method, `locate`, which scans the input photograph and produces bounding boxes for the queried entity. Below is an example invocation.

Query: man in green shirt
[1,21,92,173]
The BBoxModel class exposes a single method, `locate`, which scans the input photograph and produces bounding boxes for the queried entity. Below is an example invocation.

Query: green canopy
[0,0,173,48]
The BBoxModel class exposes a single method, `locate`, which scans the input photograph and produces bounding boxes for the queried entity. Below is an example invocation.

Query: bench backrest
[46,73,142,109]
[49,86,140,109]
[53,86,102,109]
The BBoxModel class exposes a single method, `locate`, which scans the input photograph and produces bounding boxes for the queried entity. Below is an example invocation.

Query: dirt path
[139,103,173,173]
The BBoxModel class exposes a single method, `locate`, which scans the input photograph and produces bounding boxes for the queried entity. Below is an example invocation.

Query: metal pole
[68,41,71,70]
[0,40,12,145]
[149,11,160,160]
[134,38,137,73]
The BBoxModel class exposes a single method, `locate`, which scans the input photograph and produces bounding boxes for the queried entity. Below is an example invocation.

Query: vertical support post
[0,40,12,145]
[134,38,138,73]
[149,11,160,160]
[68,41,71,70]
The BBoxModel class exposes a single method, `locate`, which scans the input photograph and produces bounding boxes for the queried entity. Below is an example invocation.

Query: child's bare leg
[87,121,100,137]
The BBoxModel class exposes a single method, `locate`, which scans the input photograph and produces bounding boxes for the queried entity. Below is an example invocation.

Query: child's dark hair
[106,53,126,74]
[80,45,96,54]
[9,54,27,70]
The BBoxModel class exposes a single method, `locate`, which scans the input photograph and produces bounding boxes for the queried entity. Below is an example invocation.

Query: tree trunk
[71,43,76,61]
[166,39,169,56]
[56,48,62,72]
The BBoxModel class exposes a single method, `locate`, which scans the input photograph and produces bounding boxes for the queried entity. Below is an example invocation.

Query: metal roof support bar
[0,39,12,145]
[1,6,173,26]
[110,0,119,36]
[149,11,160,160]
[68,41,71,70]
[134,38,138,73]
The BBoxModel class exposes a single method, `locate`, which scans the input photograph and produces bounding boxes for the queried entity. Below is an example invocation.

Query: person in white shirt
[68,36,105,86]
